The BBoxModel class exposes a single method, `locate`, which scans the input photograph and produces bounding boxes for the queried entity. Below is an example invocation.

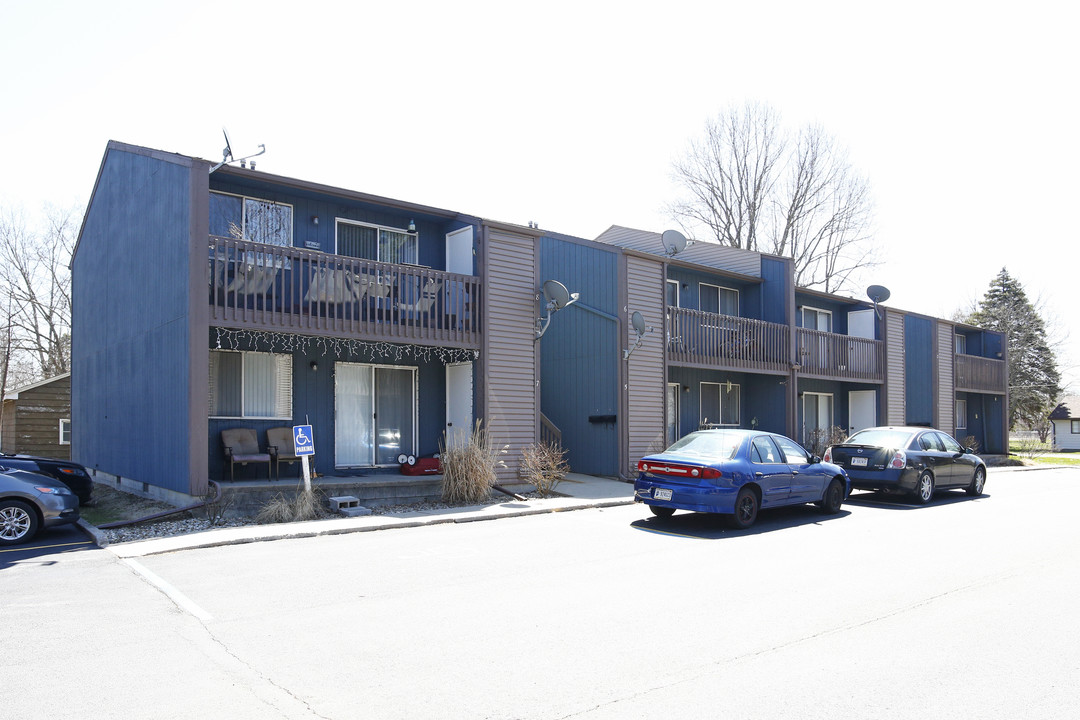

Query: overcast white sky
[3,0,1077,389]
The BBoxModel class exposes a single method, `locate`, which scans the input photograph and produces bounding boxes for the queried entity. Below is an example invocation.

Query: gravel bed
[99,491,545,544]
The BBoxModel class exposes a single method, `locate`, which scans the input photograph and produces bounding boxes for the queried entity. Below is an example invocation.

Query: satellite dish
[661,229,691,257]
[535,279,580,340]
[867,285,891,304]
[623,310,654,360]
[221,127,234,164]
[867,284,891,320]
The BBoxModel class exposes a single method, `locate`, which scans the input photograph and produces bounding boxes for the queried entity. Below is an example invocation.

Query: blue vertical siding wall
[539,237,619,476]
[73,148,196,494]
[760,257,789,325]
[904,315,934,426]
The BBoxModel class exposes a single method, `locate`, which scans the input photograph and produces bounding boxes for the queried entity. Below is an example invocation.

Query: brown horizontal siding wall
[2,376,71,460]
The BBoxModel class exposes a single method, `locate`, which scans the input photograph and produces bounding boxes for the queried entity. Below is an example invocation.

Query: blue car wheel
[727,487,759,529]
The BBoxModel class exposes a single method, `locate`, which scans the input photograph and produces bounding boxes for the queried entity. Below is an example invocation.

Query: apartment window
[955,334,967,355]
[209,350,293,419]
[701,382,740,426]
[666,279,680,307]
[801,307,833,332]
[210,191,293,247]
[956,399,967,429]
[59,419,71,445]
[699,282,739,315]
[1072,420,1080,434]
[803,392,834,444]
[336,219,417,265]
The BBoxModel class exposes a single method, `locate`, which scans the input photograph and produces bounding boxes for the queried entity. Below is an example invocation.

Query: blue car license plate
[654,488,673,501]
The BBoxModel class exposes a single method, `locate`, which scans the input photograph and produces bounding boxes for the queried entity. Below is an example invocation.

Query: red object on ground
[400,458,442,475]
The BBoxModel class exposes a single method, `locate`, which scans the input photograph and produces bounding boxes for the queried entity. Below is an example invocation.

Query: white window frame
[955,334,967,355]
[801,306,833,332]
[956,398,968,429]
[1072,420,1080,434]
[802,392,834,443]
[335,218,418,265]
[208,350,293,420]
[666,279,680,307]
[700,381,741,427]
[209,190,294,247]
[334,363,419,468]
[699,282,739,316]
[59,418,71,445]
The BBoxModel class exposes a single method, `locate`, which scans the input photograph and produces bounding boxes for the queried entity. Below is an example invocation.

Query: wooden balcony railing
[208,236,481,348]
[796,328,884,382]
[955,354,1006,393]
[667,307,789,373]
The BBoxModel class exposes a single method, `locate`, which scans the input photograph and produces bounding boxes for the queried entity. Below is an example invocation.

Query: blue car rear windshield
[666,431,742,460]
[846,429,914,448]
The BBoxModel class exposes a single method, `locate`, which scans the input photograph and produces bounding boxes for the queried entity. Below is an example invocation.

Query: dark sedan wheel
[913,471,935,505]
[966,466,986,496]
[649,505,675,518]
[727,487,759,529]
[0,499,39,546]
[821,478,845,514]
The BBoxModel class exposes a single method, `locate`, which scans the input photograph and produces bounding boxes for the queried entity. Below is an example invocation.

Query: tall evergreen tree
[967,268,1061,430]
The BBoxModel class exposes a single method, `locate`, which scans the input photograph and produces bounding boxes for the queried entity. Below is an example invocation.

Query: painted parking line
[123,558,214,622]
[0,539,95,554]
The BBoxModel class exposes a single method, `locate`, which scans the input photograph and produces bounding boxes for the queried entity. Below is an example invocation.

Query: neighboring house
[1049,396,1080,451]
[72,141,1010,504]
[1,373,72,460]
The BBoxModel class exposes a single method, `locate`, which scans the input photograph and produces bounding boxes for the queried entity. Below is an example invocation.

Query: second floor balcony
[955,354,1006,393]
[667,306,885,382]
[208,236,482,349]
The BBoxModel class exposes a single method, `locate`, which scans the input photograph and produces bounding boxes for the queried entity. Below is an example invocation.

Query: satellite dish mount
[866,284,891,320]
[209,128,266,173]
[660,229,693,257]
[623,311,654,360]
[535,280,580,340]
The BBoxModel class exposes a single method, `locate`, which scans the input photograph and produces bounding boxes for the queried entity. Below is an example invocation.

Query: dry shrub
[440,420,506,504]
[256,487,326,524]
[520,441,569,497]
[807,425,848,457]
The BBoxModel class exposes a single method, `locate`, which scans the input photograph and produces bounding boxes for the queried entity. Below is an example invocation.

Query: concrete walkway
[88,474,637,558]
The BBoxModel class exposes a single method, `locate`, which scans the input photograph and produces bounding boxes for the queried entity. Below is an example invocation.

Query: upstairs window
[801,307,833,332]
[336,219,417,265]
[210,192,293,247]
[955,334,967,355]
[209,350,293,419]
[699,283,739,316]
[666,279,680,307]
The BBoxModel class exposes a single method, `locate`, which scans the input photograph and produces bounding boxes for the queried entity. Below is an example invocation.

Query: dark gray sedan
[0,470,80,546]
[825,426,986,504]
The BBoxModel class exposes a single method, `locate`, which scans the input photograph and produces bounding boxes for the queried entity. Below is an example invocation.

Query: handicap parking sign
[293,425,315,456]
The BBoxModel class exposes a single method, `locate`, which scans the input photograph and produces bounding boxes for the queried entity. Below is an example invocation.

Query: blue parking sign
[293,425,315,456]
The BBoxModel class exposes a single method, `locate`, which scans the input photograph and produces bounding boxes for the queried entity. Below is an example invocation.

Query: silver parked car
[0,470,80,546]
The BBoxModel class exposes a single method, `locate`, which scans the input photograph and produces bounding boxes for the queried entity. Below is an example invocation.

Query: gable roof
[594,225,765,279]
[4,372,71,401]
[1049,396,1080,420]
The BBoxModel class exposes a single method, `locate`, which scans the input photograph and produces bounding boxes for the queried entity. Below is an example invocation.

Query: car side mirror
[965,447,976,454]
[812,455,822,464]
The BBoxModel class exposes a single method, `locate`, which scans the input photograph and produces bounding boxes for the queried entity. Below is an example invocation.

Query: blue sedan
[634,429,850,528]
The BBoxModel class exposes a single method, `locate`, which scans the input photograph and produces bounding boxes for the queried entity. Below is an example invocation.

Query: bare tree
[669,103,876,293]
[0,204,77,387]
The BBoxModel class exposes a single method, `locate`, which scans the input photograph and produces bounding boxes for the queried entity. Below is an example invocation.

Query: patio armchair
[396,279,442,322]
[266,426,302,479]
[221,428,271,481]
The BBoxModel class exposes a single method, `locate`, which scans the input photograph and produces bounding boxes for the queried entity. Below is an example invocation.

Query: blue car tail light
[638,460,721,481]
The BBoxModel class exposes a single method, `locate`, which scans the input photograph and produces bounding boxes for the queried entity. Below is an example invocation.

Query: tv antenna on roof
[867,284,891,319]
[209,128,266,173]
[660,229,693,257]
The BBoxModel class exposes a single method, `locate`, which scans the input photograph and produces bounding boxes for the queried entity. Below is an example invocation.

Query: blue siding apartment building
[71,141,1008,503]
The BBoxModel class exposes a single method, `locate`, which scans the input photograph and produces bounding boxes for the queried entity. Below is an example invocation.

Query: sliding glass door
[335,363,416,467]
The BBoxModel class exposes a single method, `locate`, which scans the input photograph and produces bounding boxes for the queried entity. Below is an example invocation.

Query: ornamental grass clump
[256,487,326,524]
[440,420,506,504]
[520,441,569,497]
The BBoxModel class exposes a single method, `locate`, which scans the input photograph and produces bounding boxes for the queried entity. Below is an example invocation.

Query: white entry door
[849,390,877,436]
[446,362,473,448]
